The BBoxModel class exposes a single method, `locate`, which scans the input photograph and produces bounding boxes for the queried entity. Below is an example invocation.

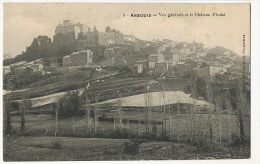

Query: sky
[3,3,250,58]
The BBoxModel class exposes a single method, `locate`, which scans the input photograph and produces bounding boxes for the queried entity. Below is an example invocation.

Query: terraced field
[8,70,152,110]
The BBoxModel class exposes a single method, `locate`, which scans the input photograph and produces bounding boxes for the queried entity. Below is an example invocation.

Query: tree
[10,36,53,63]
[3,34,73,65]
[36,35,53,58]
[19,93,32,135]
[93,25,97,32]
[24,38,40,60]
[236,82,248,145]
[3,95,12,136]
[58,90,82,118]
[195,77,208,100]
[229,80,249,145]
[52,33,76,57]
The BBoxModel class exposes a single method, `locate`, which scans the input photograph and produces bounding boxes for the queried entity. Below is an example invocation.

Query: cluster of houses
[4,20,250,81]
[59,39,249,79]
[3,59,45,76]
[57,18,250,79]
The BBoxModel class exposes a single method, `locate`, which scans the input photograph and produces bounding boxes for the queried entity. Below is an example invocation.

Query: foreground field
[3,136,250,161]
[6,108,250,161]
[9,109,250,143]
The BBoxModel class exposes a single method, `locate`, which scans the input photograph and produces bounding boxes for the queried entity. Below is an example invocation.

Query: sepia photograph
[1,2,255,162]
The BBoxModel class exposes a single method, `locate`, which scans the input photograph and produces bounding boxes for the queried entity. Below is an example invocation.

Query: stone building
[86,31,116,46]
[163,53,180,66]
[63,50,93,67]
[3,66,10,75]
[208,65,227,75]
[55,20,89,39]
[136,60,148,70]
[148,54,164,69]
[197,64,228,77]
[131,63,143,75]
[131,60,149,75]
[102,47,126,67]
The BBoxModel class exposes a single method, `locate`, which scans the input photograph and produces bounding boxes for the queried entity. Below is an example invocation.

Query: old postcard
[2,2,252,162]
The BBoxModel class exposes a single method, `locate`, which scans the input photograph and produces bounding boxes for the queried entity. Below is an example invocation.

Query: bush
[196,141,224,153]
[230,133,242,147]
[58,90,82,118]
[229,133,250,148]
[184,132,224,154]
[123,138,143,155]
[110,128,131,139]
[51,139,63,149]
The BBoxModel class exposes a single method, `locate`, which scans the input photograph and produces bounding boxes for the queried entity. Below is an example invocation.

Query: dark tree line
[3,33,77,66]
[4,32,109,66]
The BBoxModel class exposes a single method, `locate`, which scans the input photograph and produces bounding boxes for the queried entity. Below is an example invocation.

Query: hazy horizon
[3,3,250,58]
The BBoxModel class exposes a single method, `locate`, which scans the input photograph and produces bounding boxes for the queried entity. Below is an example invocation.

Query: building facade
[55,20,89,39]
[132,63,144,75]
[209,65,227,75]
[148,54,165,69]
[3,66,10,75]
[136,60,148,70]
[163,53,180,66]
[102,47,126,67]
[63,50,93,67]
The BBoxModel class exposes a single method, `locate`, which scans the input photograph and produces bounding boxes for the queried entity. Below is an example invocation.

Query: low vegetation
[3,136,250,161]
[123,138,144,155]
[58,90,82,118]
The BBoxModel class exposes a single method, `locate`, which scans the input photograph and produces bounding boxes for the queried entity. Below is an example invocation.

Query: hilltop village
[3,19,251,161]
[4,20,249,78]
[3,19,250,109]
